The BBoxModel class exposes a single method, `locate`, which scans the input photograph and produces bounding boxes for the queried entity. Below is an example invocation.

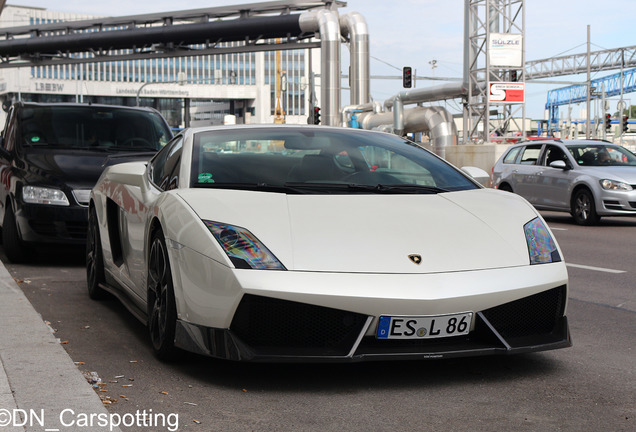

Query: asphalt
[0,260,122,432]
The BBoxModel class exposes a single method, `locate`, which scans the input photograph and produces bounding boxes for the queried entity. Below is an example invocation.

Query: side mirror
[461,166,490,187]
[549,160,570,170]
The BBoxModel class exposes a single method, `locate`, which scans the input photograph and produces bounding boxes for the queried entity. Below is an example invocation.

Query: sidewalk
[0,261,121,432]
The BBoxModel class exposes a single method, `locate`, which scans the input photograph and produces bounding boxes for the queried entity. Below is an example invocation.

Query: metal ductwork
[299,9,341,126]
[339,12,370,106]
[357,106,458,159]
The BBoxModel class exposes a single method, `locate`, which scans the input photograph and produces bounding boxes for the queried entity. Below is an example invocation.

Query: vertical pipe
[586,25,591,139]
[300,10,341,126]
[462,0,470,143]
[340,12,370,106]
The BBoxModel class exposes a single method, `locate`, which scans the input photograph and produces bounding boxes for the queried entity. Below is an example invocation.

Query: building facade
[0,5,316,128]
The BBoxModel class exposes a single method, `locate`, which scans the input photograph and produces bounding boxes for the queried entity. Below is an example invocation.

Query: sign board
[489,33,522,67]
[489,82,525,104]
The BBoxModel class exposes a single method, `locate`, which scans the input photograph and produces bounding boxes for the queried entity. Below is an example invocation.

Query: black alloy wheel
[86,207,107,300]
[2,202,29,263]
[147,228,178,360]
[571,188,600,226]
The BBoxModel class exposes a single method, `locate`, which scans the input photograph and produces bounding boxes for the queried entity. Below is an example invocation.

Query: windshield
[568,144,636,166]
[19,105,172,151]
[190,128,478,194]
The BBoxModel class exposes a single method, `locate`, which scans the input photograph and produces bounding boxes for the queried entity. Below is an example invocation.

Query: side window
[159,142,183,191]
[543,145,568,166]
[519,145,542,165]
[149,135,183,190]
[503,146,522,164]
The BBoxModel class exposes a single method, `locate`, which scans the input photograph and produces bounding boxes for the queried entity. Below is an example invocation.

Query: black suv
[0,102,173,262]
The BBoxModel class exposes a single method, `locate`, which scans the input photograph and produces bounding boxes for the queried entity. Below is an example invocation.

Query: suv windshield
[19,105,172,150]
[568,144,636,166]
[191,128,478,194]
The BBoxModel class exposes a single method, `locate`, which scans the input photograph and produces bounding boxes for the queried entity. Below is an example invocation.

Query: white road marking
[566,263,626,274]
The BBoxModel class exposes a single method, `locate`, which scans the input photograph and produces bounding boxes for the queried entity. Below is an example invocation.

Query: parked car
[492,139,636,225]
[88,125,570,362]
[0,101,173,262]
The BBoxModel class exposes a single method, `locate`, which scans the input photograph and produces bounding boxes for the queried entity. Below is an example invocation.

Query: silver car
[492,139,636,225]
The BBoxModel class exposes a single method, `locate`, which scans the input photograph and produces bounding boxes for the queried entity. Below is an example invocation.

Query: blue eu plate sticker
[376,316,391,339]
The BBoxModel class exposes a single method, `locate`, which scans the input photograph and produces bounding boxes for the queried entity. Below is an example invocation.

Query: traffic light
[604,113,611,131]
[313,107,321,125]
[511,70,518,82]
[402,66,412,88]
[622,115,629,133]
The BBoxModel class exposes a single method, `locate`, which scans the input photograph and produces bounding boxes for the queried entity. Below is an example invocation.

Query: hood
[22,148,154,189]
[179,188,539,274]
[579,166,636,184]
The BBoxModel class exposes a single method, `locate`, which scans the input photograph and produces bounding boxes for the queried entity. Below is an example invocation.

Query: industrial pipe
[299,9,341,126]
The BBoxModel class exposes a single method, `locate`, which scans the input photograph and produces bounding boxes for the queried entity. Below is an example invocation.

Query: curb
[0,260,121,432]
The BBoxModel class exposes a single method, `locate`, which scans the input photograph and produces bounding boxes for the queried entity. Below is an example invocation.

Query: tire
[2,203,29,263]
[86,207,108,300]
[571,188,600,226]
[147,228,178,360]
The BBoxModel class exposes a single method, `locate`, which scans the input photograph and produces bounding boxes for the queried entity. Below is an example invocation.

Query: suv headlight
[203,220,286,270]
[600,179,632,191]
[524,217,561,265]
[22,186,69,206]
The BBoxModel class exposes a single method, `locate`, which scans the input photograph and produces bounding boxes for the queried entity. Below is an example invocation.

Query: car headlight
[203,220,286,270]
[600,179,633,191]
[22,186,69,206]
[524,217,561,265]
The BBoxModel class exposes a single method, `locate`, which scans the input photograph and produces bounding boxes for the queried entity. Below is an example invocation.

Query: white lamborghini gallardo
[87,125,571,361]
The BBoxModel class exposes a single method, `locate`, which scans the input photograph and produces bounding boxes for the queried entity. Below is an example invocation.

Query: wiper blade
[283,182,447,194]
[373,184,448,194]
[196,182,307,194]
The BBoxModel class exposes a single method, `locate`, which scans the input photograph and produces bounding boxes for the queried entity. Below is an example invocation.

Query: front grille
[480,285,566,340]
[603,200,623,211]
[29,220,88,239]
[66,221,88,239]
[629,201,636,209]
[356,286,568,356]
[230,294,368,356]
[72,189,91,207]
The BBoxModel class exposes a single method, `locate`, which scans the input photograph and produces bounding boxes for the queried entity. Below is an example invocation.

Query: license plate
[376,312,473,339]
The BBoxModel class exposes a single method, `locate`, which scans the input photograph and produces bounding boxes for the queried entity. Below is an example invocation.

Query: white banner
[489,82,525,104]
[489,33,522,67]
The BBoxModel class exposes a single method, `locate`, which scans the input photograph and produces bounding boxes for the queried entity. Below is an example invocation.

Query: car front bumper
[15,202,88,244]
[169,245,571,361]
[597,188,636,216]
[174,286,571,362]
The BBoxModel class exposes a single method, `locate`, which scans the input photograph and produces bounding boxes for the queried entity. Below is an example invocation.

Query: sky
[4,0,635,119]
